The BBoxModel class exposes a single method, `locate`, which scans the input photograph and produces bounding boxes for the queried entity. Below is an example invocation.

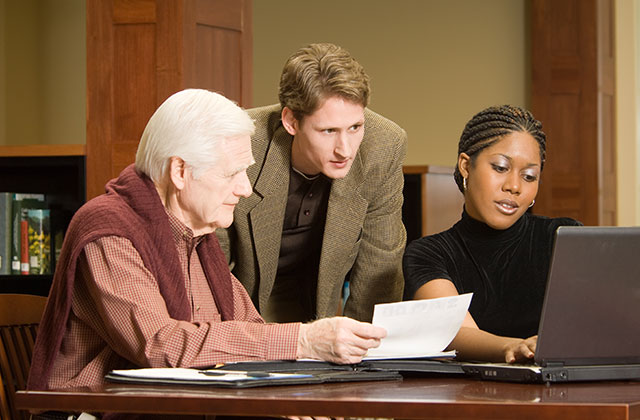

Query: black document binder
[105,364,402,388]
[213,358,465,377]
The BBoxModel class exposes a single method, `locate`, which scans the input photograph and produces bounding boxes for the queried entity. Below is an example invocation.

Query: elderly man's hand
[296,317,387,364]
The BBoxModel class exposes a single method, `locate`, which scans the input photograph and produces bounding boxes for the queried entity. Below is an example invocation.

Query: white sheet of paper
[365,293,472,359]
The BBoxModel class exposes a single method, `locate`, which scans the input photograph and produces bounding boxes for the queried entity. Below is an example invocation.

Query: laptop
[459,226,640,383]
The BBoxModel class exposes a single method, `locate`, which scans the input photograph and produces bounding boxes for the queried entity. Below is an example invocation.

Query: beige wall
[40,0,85,145]
[4,0,40,146]
[615,0,640,225]
[253,0,529,167]
[1,0,85,146]
[636,0,640,225]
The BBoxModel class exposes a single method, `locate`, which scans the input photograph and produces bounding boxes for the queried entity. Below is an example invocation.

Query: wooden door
[530,0,616,226]
[86,0,252,199]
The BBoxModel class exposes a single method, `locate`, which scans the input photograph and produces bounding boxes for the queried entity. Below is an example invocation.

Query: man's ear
[458,153,471,179]
[281,107,299,136]
[168,156,188,190]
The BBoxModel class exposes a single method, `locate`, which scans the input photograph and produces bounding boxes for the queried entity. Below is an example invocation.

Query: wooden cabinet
[0,145,86,296]
[403,166,464,243]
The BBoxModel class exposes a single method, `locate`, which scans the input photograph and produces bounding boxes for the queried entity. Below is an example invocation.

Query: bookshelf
[0,144,86,296]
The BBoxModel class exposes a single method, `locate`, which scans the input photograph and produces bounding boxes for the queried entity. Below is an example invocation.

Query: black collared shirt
[261,166,331,322]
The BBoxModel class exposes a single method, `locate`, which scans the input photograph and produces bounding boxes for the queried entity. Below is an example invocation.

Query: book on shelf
[0,192,11,275]
[10,193,46,275]
[27,209,51,275]
[20,218,29,274]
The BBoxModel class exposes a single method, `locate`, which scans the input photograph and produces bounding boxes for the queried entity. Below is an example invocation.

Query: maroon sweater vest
[28,164,234,390]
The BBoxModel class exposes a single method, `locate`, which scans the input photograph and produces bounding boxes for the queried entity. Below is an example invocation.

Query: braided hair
[453,105,546,193]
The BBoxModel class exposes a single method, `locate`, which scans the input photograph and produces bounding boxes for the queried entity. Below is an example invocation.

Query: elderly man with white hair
[28,89,386,400]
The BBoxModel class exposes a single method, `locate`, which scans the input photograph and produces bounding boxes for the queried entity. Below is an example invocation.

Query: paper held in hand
[364,293,472,360]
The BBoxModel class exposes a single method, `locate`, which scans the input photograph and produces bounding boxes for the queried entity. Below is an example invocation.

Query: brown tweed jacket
[217,104,407,322]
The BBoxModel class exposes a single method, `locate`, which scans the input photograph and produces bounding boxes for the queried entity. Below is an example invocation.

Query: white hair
[135,89,255,182]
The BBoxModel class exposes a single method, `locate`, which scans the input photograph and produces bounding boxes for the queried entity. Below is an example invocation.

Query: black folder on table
[457,226,640,383]
[211,357,465,378]
[106,350,464,388]
[105,364,403,388]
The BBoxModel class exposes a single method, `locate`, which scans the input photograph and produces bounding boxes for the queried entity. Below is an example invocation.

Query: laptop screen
[535,226,640,366]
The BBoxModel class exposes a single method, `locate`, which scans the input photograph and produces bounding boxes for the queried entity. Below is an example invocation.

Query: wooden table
[16,377,640,419]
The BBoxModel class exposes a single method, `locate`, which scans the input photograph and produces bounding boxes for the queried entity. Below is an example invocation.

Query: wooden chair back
[0,294,47,420]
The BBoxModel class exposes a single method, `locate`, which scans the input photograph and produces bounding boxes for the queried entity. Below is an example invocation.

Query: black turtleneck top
[403,210,581,338]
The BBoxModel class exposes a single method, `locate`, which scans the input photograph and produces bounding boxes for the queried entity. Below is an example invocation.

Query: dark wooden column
[86,0,252,199]
[530,0,616,226]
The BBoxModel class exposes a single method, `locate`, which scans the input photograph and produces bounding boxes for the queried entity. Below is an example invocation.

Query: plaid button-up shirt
[48,211,299,389]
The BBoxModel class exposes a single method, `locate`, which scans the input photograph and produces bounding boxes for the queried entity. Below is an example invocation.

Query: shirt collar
[457,207,529,242]
[165,208,205,247]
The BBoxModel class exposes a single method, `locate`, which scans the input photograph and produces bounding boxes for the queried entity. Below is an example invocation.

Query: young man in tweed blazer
[218,43,407,323]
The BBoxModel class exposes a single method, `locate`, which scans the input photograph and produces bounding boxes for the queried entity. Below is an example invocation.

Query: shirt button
[304,210,310,216]
[309,192,313,198]
[196,305,201,311]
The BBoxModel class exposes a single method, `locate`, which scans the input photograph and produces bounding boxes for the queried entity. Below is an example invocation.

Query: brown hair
[278,43,370,120]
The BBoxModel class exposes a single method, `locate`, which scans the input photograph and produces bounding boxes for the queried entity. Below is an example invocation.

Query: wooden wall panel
[196,0,244,30]
[86,0,115,200]
[156,0,184,102]
[531,0,615,226]
[86,0,252,199]
[113,0,155,23]
[190,0,253,107]
[195,26,242,100]
[112,25,157,146]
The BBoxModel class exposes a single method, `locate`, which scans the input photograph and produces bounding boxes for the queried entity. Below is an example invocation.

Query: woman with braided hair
[403,105,581,363]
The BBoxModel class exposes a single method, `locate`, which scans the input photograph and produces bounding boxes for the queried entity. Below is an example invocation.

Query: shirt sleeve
[402,235,454,300]
[75,236,300,369]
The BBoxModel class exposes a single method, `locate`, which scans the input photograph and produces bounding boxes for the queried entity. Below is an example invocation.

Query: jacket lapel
[249,126,292,310]
[316,154,367,317]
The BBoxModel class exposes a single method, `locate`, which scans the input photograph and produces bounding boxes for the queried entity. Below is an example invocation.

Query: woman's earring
[463,177,467,191]
[529,199,535,208]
